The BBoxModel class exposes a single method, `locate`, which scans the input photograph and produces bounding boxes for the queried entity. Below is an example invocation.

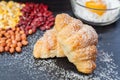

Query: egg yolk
[85,0,107,16]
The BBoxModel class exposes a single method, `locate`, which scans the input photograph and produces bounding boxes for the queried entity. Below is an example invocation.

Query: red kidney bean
[40,26,46,31]
[32,27,37,33]
[17,3,55,35]
[48,22,54,27]
[49,18,55,22]
[26,26,32,30]
[37,13,42,17]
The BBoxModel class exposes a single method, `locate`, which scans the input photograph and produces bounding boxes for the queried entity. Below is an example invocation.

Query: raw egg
[85,0,107,16]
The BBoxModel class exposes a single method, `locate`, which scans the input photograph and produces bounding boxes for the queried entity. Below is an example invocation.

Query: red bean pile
[17,3,55,35]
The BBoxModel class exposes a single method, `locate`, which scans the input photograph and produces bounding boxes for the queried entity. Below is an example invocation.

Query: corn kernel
[0,1,24,29]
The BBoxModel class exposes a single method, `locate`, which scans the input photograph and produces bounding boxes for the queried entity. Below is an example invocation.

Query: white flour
[73,0,120,23]
[18,50,120,80]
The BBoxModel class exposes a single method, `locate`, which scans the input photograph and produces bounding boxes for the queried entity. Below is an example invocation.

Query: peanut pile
[0,27,28,53]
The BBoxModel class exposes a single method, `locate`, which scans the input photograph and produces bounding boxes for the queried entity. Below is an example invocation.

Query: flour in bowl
[72,0,120,23]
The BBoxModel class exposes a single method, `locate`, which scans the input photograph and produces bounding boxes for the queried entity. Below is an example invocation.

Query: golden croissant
[33,13,98,74]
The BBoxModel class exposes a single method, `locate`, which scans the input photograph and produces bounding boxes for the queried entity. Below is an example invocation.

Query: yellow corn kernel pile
[0,1,25,29]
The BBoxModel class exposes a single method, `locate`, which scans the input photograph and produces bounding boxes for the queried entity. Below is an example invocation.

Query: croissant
[33,29,65,58]
[33,13,98,74]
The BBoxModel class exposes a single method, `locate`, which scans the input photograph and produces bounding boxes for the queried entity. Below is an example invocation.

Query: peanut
[0,46,4,53]
[9,47,15,53]
[16,46,21,52]
[22,40,28,46]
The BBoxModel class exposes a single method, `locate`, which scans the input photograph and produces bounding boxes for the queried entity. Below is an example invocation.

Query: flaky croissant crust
[33,13,98,74]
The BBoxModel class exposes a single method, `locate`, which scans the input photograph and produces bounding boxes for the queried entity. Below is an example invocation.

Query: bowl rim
[73,0,120,11]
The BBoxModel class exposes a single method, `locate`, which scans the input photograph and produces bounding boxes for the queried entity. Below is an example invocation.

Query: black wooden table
[0,0,120,80]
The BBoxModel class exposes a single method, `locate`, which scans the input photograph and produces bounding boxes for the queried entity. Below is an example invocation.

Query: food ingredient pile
[18,3,55,35]
[0,1,54,54]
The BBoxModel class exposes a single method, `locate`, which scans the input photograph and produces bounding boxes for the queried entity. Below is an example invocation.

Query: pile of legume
[0,27,28,53]
[0,1,55,54]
